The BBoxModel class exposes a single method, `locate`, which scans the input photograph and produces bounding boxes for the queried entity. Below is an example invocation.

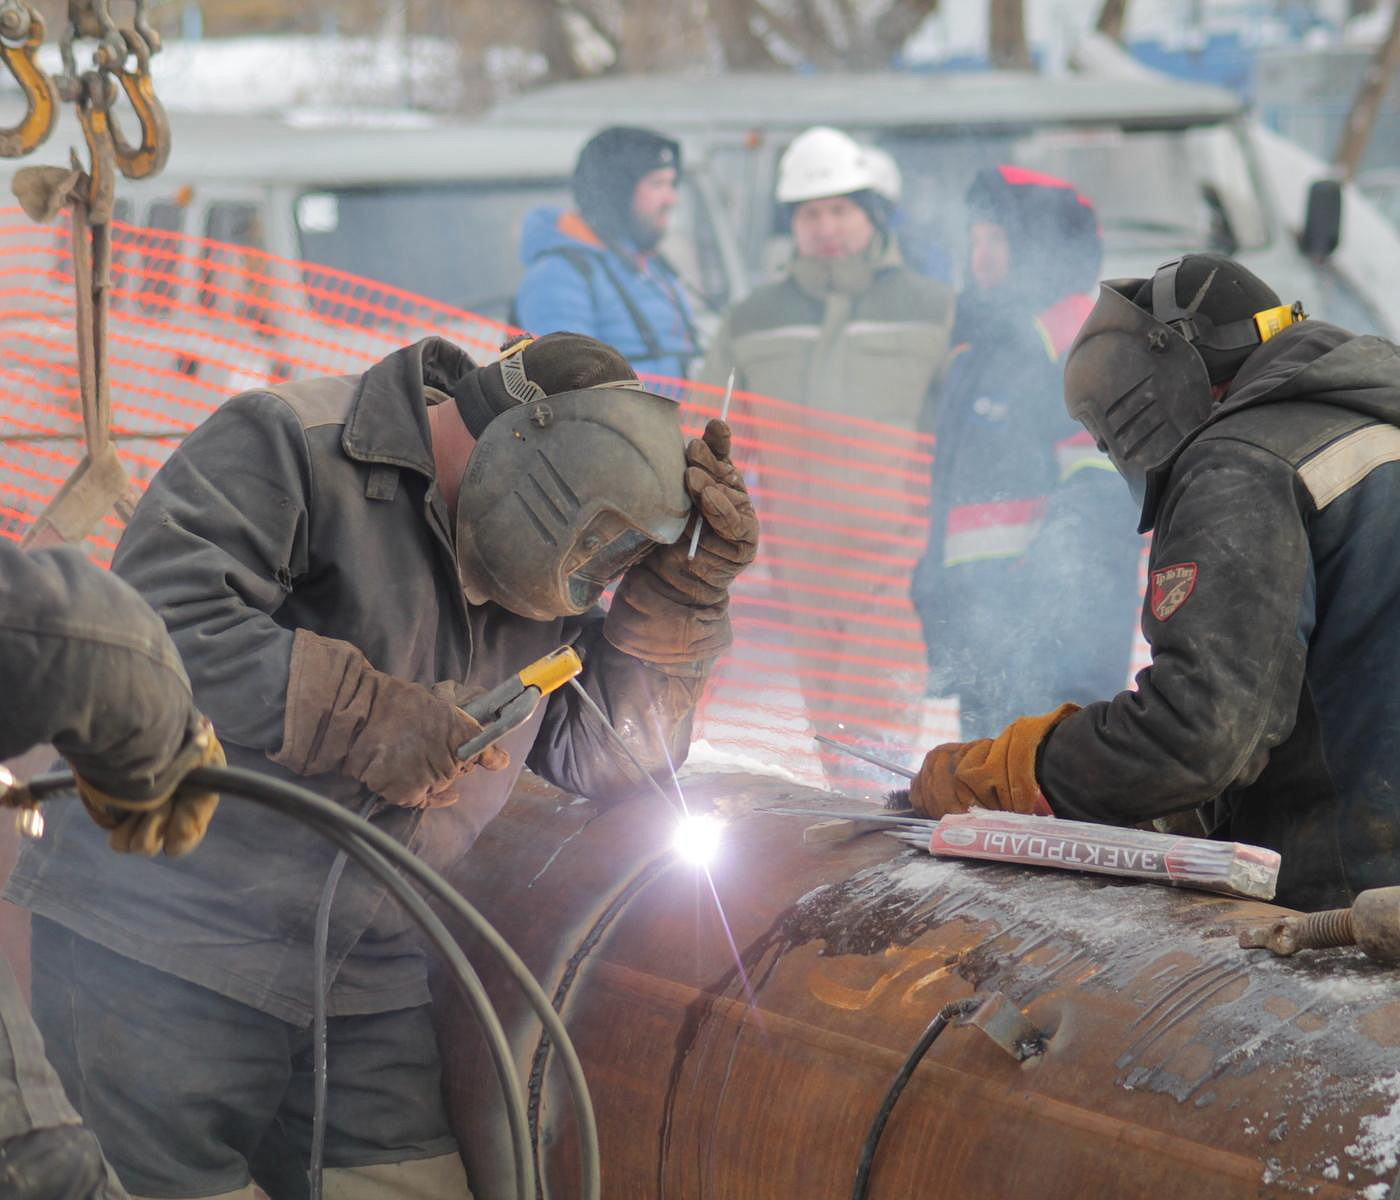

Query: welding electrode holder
[455,645,583,763]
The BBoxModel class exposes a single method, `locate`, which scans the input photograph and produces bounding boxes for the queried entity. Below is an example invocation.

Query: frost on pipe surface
[436,769,1400,1200]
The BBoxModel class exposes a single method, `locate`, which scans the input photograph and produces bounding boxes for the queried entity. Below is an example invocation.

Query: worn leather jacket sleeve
[1038,441,1313,823]
[0,542,197,790]
[111,392,311,752]
[526,609,705,798]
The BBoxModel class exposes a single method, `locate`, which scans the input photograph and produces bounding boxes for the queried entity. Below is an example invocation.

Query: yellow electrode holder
[520,645,583,696]
[457,645,584,761]
[1254,301,1306,343]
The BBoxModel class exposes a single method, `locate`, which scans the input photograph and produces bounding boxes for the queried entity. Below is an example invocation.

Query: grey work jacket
[698,234,955,430]
[6,338,705,1024]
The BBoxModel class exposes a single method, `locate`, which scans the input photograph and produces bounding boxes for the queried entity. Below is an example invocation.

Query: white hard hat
[775,126,881,205]
[862,145,902,206]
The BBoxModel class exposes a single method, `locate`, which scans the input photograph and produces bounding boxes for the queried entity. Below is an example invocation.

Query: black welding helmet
[453,365,690,621]
[1064,255,1303,521]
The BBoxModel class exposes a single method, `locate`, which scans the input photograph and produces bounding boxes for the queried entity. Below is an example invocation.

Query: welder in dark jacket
[5,332,757,1198]
[912,166,1140,737]
[906,253,1400,911]
[0,543,222,1200]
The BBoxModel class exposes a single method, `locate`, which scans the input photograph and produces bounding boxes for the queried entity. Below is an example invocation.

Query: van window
[863,121,1270,286]
[201,202,272,327]
[294,177,724,327]
[295,181,571,324]
[141,200,185,312]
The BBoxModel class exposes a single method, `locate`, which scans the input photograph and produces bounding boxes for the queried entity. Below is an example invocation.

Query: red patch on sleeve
[1150,562,1198,621]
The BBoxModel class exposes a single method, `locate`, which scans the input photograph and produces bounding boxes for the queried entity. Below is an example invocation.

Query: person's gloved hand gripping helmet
[452,332,691,621]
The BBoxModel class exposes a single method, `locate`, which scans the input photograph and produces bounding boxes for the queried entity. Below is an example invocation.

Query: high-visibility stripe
[943,497,1046,566]
[1299,422,1400,510]
[1055,430,1116,482]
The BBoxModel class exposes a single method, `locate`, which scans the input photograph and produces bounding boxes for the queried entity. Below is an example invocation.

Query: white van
[486,70,1395,337]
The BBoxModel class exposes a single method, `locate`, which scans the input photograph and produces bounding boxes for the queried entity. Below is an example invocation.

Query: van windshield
[878,120,1268,280]
[295,181,571,323]
[294,177,729,327]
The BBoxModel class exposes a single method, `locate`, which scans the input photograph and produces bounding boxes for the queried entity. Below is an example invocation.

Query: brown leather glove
[74,716,225,857]
[909,704,1079,819]
[605,418,758,665]
[270,629,508,809]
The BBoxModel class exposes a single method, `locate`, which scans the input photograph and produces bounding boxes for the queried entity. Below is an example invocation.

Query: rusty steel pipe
[432,772,1400,1200]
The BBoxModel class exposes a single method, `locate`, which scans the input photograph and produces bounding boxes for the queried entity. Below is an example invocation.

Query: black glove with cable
[605,418,758,666]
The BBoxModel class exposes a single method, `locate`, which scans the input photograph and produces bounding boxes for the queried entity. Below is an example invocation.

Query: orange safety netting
[0,211,1147,794]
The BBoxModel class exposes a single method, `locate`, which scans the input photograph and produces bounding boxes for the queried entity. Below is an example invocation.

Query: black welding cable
[850,998,982,1200]
[308,849,348,1200]
[21,768,571,1200]
[280,810,535,1200]
[172,767,605,1200]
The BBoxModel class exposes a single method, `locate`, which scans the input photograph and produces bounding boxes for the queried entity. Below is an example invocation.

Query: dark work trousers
[29,919,461,1199]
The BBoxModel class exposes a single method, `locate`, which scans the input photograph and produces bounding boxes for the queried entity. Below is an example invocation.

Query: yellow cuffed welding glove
[908,704,1079,819]
[74,717,226,857]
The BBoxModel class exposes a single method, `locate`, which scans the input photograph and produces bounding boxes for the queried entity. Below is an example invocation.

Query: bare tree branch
[1336,0,1400,180]
[752,0,841,66]
[988,0,1030,69]
[708,0,784,69]
[872,0,940,60]
[1095,0,1129,41]
[567,0,622,57]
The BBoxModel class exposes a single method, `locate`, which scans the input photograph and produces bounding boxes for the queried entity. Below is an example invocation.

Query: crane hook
[0,1,59,159]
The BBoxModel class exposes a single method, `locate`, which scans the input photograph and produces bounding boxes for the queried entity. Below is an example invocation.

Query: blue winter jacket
[515,206,699,382]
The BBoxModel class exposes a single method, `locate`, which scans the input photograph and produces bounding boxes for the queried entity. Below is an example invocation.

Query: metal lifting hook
[59,0,170,181]
[9,0,171,548]
[0,1,59,158]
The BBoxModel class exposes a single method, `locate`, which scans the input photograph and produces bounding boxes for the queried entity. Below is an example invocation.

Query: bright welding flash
[672,813,724,867]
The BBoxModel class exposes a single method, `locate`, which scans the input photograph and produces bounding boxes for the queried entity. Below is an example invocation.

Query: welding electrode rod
[814,734,917,780]
[565,677,685,815]
[687,369,735,561]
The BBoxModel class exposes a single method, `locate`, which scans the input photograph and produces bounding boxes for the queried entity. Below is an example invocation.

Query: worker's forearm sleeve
[1039,444,1312,822]
[527,612,705,798]
[0,543,196,791]
[111,391,312,752]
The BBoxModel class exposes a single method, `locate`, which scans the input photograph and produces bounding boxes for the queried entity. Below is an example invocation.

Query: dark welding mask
[1065,260,1304,526]
[454,384,690,620]
[1064,280,1214,517]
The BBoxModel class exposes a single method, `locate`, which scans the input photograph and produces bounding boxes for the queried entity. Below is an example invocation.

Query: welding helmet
[1064,255,1304,521]
[452,336,689,620]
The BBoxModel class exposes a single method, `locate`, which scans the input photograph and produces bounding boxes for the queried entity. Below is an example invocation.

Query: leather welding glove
[270,629,509,809]
[73,715,226,857]
[908,704,1079,819]
[605,418,758,666]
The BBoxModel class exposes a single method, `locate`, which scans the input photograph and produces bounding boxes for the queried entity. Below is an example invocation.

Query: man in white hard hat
[699,127,955,787]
